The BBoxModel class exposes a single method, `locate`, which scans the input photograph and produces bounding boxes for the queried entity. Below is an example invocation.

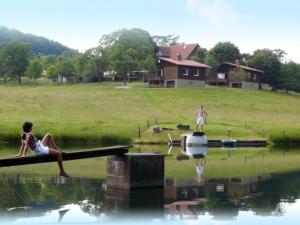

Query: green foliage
[248,49,281,89]
[56,56,76,78]
[205,53,219,78]
[45,64,58,79]
[99,28,156,81]
[25,58,43,82]
[209,41,241,63]
[190,46,207,63]
[0,41,32,84]
[76,47,109,81]
[279,61,300,92]
[151,34,179,46]
[228,68,248,82]
[0,26,75,56]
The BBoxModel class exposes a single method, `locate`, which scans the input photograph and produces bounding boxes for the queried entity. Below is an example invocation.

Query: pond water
[1,143,300,224]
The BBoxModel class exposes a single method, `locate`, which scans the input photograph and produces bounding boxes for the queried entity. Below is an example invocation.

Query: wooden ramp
[0,145,131,167]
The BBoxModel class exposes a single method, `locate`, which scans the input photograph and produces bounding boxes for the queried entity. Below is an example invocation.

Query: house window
[253,74,256,80]
[194,69,199,76]
[248,72,251,79]
[183,68,189,76]
[217,73,225,79]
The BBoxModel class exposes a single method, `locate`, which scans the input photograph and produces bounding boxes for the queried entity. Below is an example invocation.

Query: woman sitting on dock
[16,121,69,177]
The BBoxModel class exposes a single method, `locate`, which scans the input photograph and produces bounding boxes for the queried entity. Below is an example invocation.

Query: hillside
[0,26,76,56]
[0,82,299,146]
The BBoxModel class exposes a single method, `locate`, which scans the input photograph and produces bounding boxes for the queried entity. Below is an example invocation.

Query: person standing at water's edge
[16,121,69,177]
[195,105,208,132]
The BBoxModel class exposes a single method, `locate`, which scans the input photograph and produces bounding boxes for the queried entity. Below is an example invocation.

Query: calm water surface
[1,144,300,224]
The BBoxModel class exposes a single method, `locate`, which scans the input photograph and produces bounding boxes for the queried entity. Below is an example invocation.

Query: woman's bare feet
[59,171,70,177]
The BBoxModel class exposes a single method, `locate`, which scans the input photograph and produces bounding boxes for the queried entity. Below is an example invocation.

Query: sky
[0,0,299,62]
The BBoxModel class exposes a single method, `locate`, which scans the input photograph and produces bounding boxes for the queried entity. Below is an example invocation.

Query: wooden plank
[0,145,131,167]
[170,140,267,147]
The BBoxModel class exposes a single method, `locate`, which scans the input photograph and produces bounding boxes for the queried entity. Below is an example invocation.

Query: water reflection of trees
[0,173,106,218]
[165,172,300,219]
[1,172,300,220]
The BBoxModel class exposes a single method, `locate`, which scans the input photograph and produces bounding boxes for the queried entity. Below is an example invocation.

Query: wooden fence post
[228,128,231,140]
[138,126,141,139]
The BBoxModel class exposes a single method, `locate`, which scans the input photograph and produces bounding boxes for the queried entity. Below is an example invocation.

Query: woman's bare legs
[42,133,62,151]
[42,134,68,177]
[48,148,69,177]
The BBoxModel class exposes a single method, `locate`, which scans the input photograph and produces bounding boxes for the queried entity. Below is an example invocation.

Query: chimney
[235,59,240,65]
[176,54,182,61]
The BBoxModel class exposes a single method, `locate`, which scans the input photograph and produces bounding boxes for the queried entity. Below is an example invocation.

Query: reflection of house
[164,176,269,219]
[209,62,263,89]
[149,44,210,88]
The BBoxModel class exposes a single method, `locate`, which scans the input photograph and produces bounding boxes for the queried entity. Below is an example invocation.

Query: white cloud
[186,0,239,25]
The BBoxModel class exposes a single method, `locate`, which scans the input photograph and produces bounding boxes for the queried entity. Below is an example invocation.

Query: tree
[42,55,57,69]
[190,47,208,63]
[25,58,43,83]
[248,49,281,90]
[110,44,137,85]
[280,61,300,92]
[204,53,219,78]
[45,64,58,80]
[56,57,76,80]
[1,41,31,84]
[0,45,7,82]
[99,28,156,84]
[209,42,241,63]
[228,68,248,85]
[151,34,180,46]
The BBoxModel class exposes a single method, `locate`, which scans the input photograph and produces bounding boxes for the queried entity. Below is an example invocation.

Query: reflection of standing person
[195,105,208,132]
[196,159,205,185]
[17,121,69,177]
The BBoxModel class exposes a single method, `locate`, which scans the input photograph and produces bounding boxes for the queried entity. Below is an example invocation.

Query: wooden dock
[170,140,268,148]
[0,145,131,167]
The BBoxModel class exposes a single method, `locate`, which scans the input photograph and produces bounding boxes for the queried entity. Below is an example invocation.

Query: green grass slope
[0,82,299,145]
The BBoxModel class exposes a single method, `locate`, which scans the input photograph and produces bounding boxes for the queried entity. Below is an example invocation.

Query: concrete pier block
[106,153,164,189]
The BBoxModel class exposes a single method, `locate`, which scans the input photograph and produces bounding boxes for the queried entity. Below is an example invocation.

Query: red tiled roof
[160,57,211,68]
[158,44,199,60]
[223,62,264,73]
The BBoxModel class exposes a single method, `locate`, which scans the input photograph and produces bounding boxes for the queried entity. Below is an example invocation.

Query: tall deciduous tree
[45,64,58,80]
[190,47,208,63]
[1,41,31,84]
[151,34,180,46]
[209,42,241,63]
[25,58,43,83]
[56,56,76,80]
[99,28,156,84]
[280,61,300,92]
[248,49,281,90]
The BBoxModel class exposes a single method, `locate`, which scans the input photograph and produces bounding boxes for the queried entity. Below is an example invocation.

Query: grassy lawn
[0,81,299,145]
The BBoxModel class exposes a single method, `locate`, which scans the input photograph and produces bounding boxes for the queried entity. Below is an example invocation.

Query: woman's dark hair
[21,121,33,140]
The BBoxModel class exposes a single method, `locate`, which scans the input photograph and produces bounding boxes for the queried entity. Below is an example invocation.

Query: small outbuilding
[209,62,263,89]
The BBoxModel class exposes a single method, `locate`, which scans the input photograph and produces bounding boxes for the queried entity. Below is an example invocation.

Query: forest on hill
[0,26,76,56]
